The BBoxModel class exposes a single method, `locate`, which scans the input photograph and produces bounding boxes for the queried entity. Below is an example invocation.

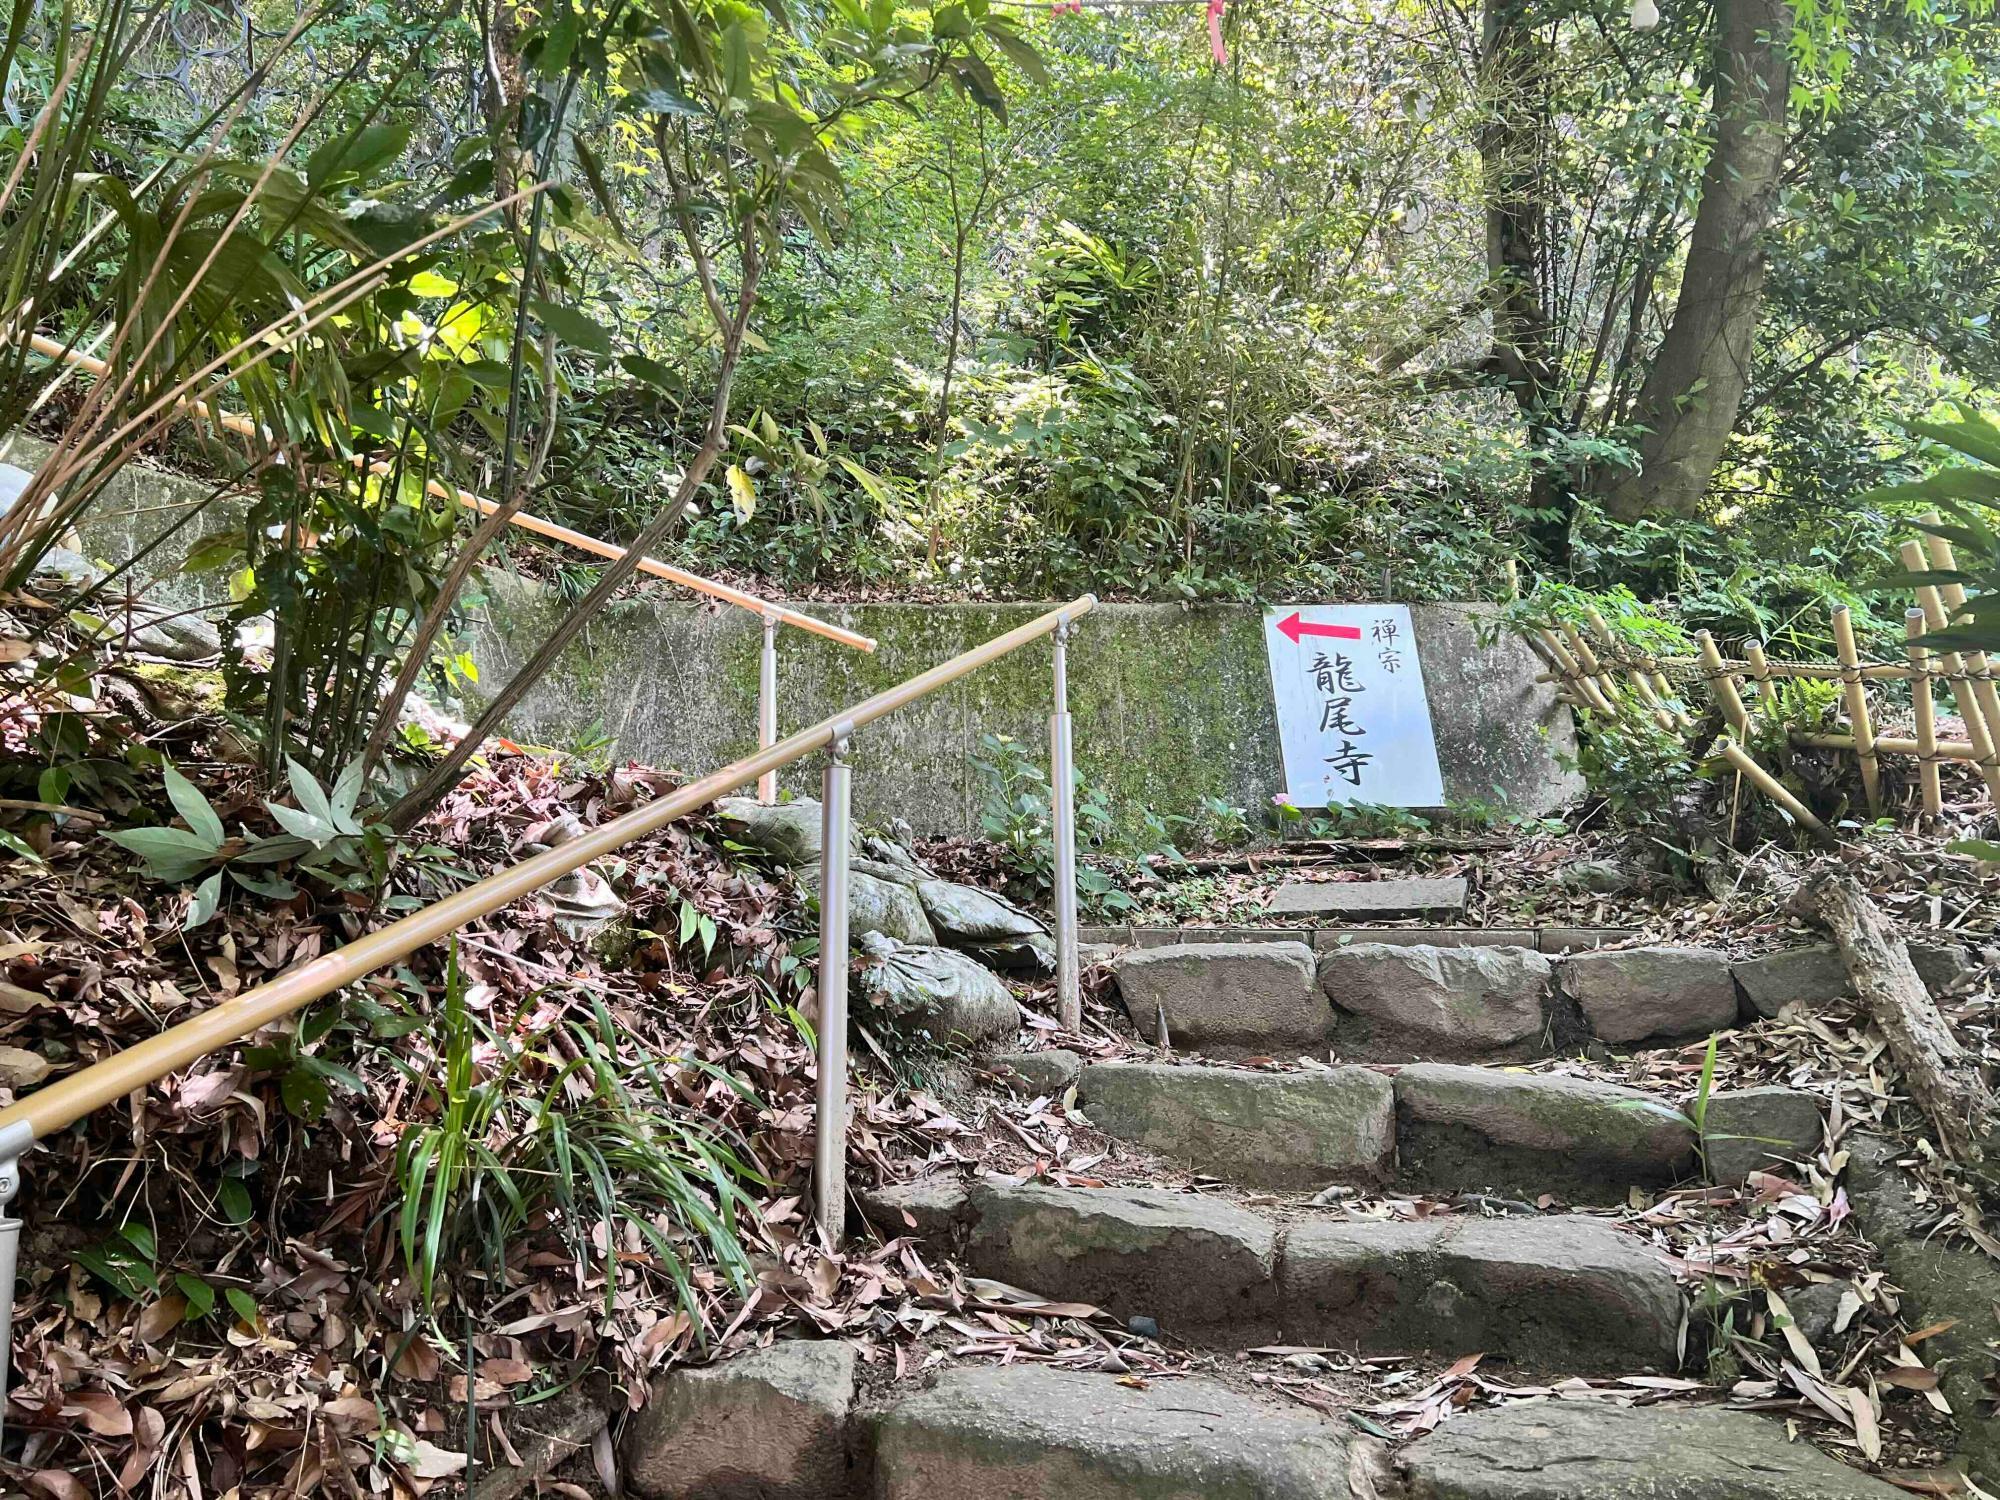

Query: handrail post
[1050,617,1082,1031]
[814,723,855,1253]
[0,1119,31,1451]
[757,610,780,804]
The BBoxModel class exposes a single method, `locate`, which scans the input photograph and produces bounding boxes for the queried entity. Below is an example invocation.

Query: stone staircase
[613,936,1923,1499]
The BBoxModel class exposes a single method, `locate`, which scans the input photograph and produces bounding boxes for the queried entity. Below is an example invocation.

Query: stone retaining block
[1080,1061,1394,1188]
[1320,943,1552,1051]
[1400,1400,1903,1498]
[1112,941,1326,1051]
[875,1366,1367,1500]
[963,1180,1277,1328]
[1559,945,1737,1043]
[1394,1062,1696,1200]
[1278,1215,1680,1370]
[625,1341,857,1499]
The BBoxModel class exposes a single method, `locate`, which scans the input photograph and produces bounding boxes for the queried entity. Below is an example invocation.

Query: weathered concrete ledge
[467,574,1584,836]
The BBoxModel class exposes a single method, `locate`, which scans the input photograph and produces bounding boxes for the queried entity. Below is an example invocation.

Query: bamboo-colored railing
[22,333,875,653]
[1525,517,2000,832]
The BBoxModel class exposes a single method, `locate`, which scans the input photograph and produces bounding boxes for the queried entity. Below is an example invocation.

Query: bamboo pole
[1831,605,1883,815]
[25,333,876,652]
[1536,627,1614,713]
[1923,523,2000,803]
[1718,737,1833,839]
[1563,621,1624,706]
[1696,630,1752,740]
[1907,609,1944,817]
[1903,536,2000,800]
[1794,732,1981,761]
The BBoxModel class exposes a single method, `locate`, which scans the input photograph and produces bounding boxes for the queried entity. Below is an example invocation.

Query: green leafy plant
[101,759,387,926]
[388,945,764,1328]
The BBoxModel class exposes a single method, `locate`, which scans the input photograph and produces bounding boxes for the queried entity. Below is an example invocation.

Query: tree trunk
[1601,0,1793,521]
[1793,866,2000,1167]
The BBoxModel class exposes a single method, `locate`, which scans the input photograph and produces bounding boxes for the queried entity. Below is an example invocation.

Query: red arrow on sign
[1276,611,1363,645]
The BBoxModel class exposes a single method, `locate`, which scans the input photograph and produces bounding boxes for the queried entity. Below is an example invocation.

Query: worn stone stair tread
[1399,1400,1903,1498]
[1268,877,1470,918]
[1080,1059,1394,1188]
[1393,1062,1697,1198]
[877,1176,1681,1371]
[1066,1057,1820,1204]
[874,1364,1376,1499]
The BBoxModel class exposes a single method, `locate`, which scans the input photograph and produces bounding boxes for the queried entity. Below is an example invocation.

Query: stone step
[627,1345,1903,1499]
[866,1177,1683,1371]
[1266,875,1469,919]
[1070,1059,1821,1201]
[1109,936,1963,1058]
[1401,1400,1903,1499]
[875,1365,1370,1499]
[1104,940,1992,1056]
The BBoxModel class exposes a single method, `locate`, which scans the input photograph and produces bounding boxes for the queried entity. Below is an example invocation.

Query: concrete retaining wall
[467,577,1583,837]
[21,431,1584,835]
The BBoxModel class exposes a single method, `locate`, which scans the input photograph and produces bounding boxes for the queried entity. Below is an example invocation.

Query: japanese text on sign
[1262,605,1444,807]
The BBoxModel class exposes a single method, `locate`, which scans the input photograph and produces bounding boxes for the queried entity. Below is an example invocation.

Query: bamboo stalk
[1794,732,1981,760]
[1562,621,1623,705]
[1907,609,1944,817]
[1718,737,1833,839]
[1924,523,2000,806]
[1904,535,2000,800]
[1696,630,1752,739]
[1830,605,1883,814]
[1538,627,1614,713]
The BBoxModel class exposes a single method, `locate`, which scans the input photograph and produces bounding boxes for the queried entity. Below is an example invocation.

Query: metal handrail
[0,593,1094,1442]
[23,330,869,804]
[22,334,875,652]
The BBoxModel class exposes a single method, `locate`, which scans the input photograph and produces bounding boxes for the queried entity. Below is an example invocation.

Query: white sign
[1262,604,1444,807]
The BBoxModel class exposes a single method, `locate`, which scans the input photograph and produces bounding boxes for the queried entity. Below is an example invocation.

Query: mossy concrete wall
[8,431,1582,833]
[467,574,1583,837]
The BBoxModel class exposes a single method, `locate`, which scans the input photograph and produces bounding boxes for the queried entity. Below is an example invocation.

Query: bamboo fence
[1523,516,1998,840]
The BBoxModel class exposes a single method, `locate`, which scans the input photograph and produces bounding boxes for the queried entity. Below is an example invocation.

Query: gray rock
[1320,943,1552,1049]
[992,1048,1082,1096]
[917,878,1047,946]
[1784,1279,1848,1347]
[861,1176,971,1238]
[1846,1133,2000,1480]
[1280,1215,1681,1370]
[967,931,1056,975]
[716,797,848,864]
[1701,1086,1824,1183]
[963,1180,1276,1330]
[876,1366,1374,1500]
[1557,858,1636,895]
[1400,1400,1905,1498]
[807,866,936,946]
[1734,944,1850,1018]
[1080,1061,1394,1188]
[1267,877,1469,918]
[1393,1063,1696,1200]
[857,937,1018,1047]
[473,1388,606,1500]
[1112,941,1326,1052]
[625,1340,857,1499]
[862,833,935,882]
[125,603,223,661]
[37,546,99,585]
[1910,939,1987,995]
[1560,945,1738,1043]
